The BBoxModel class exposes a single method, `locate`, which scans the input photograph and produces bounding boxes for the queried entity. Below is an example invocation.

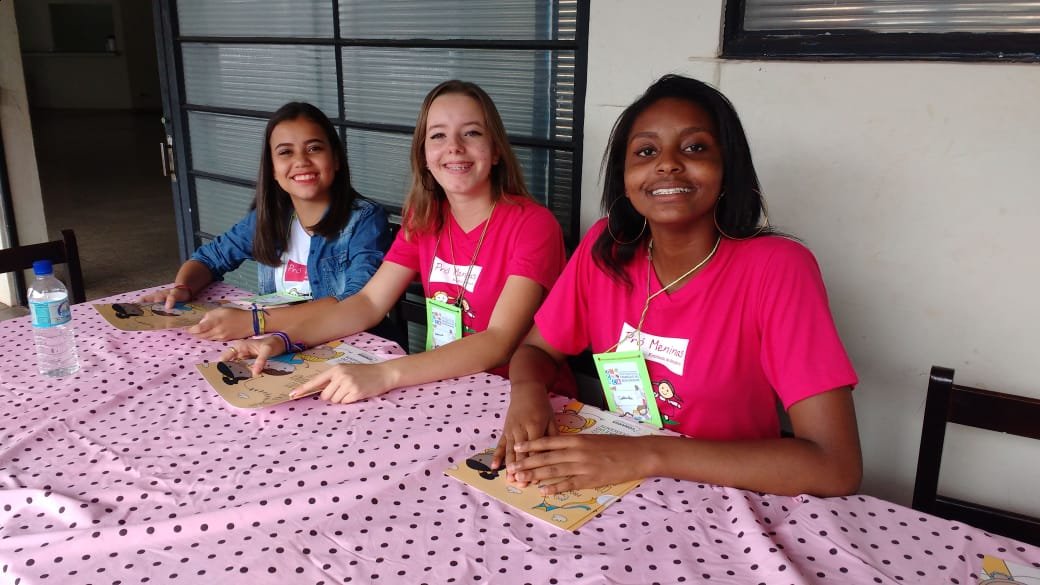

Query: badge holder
[592,350,664,428]
[425,298,462,351]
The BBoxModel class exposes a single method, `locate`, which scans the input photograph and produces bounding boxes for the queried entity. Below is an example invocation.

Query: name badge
[425,298,462,351]
[592,350,663,428]
[429,257,482,293]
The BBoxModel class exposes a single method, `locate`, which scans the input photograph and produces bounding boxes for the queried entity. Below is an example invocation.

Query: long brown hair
[252,102,363,266]
[402,80,531,237]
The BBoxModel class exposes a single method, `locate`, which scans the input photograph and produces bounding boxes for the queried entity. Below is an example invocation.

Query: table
[1,284,1038,585]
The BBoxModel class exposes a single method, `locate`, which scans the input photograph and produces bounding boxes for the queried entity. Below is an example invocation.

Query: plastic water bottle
[27,259,80,377]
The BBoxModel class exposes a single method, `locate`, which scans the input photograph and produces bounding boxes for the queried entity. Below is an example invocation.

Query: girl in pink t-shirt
[496,75,863,498]
[225,80,566,403]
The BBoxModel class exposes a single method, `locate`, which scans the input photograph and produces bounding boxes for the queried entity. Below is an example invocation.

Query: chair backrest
[0,229,86,304]
[912,365,1040,546]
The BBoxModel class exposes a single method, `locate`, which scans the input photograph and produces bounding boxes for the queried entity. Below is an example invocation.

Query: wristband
[268,331,306,354]
[173,283,193,297]
[251,304,269,336]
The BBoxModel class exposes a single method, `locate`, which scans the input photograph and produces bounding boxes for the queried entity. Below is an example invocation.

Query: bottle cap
[32,260,54,275]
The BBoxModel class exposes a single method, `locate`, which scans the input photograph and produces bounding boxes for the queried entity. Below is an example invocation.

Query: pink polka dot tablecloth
[1,284,1038,585]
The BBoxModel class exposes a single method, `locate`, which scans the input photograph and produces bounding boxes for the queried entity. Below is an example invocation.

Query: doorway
[14,0,180,301]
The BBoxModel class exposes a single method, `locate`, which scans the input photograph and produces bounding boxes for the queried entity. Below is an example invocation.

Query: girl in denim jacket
[142,102,390,334]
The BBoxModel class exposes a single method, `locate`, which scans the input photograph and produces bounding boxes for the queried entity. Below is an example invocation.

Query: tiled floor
[2,109,181,322]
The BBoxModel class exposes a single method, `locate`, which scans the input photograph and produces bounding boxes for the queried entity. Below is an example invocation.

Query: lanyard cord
[431,201,497,307]
[605,235,721,353]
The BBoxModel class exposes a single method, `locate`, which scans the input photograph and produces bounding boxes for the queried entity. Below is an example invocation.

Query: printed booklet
[196,339,385,408]
[446,400,662,531]
[94,300,230,331]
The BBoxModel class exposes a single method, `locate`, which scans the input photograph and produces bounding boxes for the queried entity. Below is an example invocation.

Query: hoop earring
[714,190,770,241]
[606,196,646,245]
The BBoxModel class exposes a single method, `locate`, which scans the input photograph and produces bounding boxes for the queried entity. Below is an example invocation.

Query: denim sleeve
[338,200,390,299]
[189,211,256,281]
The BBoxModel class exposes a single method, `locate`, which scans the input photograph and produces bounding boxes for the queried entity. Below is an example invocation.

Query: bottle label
[30,298,72,328]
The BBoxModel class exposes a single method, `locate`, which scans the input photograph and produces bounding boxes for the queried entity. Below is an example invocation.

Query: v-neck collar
[643,237,731,301]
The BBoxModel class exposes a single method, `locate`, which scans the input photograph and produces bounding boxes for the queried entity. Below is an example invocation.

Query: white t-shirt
[275,216,313,299]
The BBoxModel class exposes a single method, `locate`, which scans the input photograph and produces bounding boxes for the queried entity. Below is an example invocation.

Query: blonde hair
[402,80,531,237]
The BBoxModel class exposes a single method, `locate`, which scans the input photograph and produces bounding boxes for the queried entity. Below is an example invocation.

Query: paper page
[979,555,1040,584]
[229,291,311,308]
[195,339,386,409]
[93,300,230,331]
[445,401,662,532]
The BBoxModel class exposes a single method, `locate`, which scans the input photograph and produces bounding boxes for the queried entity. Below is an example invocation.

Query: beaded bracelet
[173,283,193,297]
[268,331,306,354]
[250,304,269,336]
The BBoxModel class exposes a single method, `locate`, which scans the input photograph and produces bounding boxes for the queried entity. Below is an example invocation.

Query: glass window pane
[342,48,573,139]
[345,128,412,211]
[178,0,334,37]
[346,127,571,234]
[182,43,339,113]
[194,177,258,292]
[195,177,254,237]
[744,1,1040,34]
[188,112,266,181]
[339,0,576,40]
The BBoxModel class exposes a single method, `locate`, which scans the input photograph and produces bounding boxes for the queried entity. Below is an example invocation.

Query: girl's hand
[288,363,395,404]
[139,287,190,311]
[506,434,652,494]
[220,336,284,377]
[189,308,252,341]
[492,382,556,479]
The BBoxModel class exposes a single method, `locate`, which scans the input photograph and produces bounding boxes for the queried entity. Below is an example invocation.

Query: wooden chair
[0,229,86,305]
[912,365,1040,546]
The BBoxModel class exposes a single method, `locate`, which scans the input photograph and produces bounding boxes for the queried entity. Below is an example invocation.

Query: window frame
[166,1,588,248]
[722,0,1040,62]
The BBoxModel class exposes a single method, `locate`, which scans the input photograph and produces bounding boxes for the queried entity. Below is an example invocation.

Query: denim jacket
[191,198,390,300]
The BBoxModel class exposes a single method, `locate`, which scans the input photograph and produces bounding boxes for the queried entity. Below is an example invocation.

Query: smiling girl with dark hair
[496,74,862,498]
[143,102,389,331]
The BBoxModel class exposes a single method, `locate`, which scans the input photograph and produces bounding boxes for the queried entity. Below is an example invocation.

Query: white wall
[584,1,1040,515]
[0,1,49,305]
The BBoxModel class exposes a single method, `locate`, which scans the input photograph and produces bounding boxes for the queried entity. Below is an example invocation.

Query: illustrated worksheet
[93,300,231,331]
[196,339,386,408]
[446,401,662,531]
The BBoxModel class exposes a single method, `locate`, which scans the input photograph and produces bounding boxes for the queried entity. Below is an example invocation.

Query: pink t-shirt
[385,195,567,379]
[535,219,857,440]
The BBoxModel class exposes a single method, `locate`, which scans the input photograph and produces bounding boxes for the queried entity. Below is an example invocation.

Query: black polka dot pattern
[1,283,1038,584]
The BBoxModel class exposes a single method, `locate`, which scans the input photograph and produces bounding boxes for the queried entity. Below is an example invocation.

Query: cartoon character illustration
[186,300,223,311]
[555,408,596,433]
[459,298,476,319]
[298,345,343,362]
[259,360,295,376]
[533,495,601,513]
[433,291,450,304]
[978,556,1034,585]
[654,380,683,426]
[112,303,144,319]
[147,302,188,317]
[465,449,504,480]
[217,361,252,385]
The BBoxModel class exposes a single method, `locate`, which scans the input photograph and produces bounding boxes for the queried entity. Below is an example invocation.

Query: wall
[0,1,50,305]
[583,1,1040,515]
[14,0,135,109]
